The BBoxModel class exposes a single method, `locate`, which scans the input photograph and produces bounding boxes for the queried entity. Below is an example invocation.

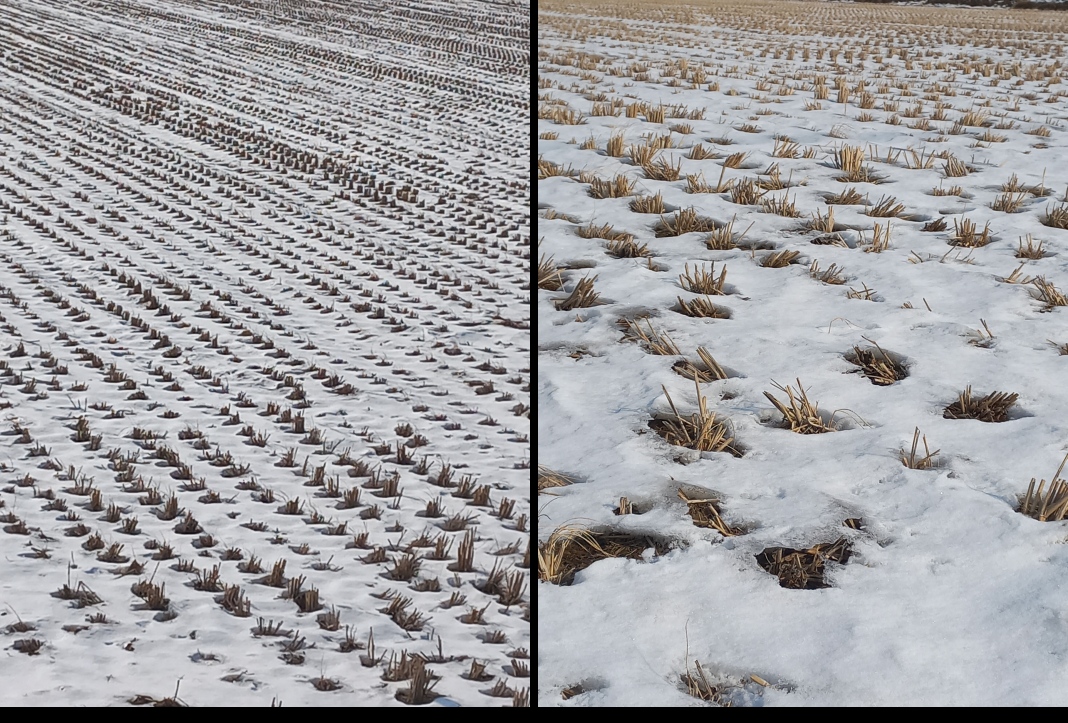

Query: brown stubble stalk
[649,374,739,455]
[763,379,836,434]
[1020,453,1068,522]
[900,428,940,470]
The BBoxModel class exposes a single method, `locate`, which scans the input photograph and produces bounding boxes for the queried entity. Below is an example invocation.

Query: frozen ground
[0,0,529,707]
[539,0,1068,707]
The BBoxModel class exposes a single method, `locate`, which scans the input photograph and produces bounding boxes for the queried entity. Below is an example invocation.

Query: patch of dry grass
[606,237,651,259]
[553,276,602,310]
[824,187,863,205]
[677,489,743,537]
[1041,204,1068,229]
[1016,235,1047,259]
[943,387,1018,423]
[846,341,907,385]
[949,218,992,248]
[763,379,836,434]
[629,192,665,214]
[867,196,905,218]
[678,263,728,295]
[721,151,749,169]
[942,155,972,178]
[706,217,750,250]
[991,192,1028,213]
[688,143,718,160]
[809,261,847,285]
[755,537,850,589]
[642,157,683,181]
[576,222,632,242]
[672,347,729,383]
[675,295,731,319]
[729,178,763,205]
[1031,277,1068,310]
[761,193,801,217]
[1020,454,1068,522]
[682,659,726,705]
[832,145,882,183]
[620,318,682,356]
[539,157,577,180]
[587,174,635,199]
[864,222,892,253]
[538,525,668,585]
[900,428,940,470]
[761,249,800,268]
[649,377,740,455]
[655,208,718,238]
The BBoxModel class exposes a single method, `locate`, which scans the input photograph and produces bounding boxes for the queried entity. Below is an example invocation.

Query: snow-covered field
[0,0,529,707]
[539,0,1068,706]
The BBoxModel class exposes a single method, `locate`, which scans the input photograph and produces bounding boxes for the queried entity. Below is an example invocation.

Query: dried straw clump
[729,178,763,205]
[587,174,635,199]
[824,187,864,205]
[538,254,563,291]
[629,192,665,214]
[722,151,749,169]
[576,222,631,242]
[757,164,793,191]
[942,386,1018,423]
[942,155,972,178]
[845,341,907,385]
[682,660,726,705]
[619,318,681,356]
[1020,454,1068,522]
[672,347,728,383]
[1016,235,1047,260]
[846,284,878,301]
[642,157,683,182]
[606,237,651,259]
[706,217,751,250]
[649,378,740,455]
[931,185,964,197]
[1041,204,1068,230]
[678,263,728,295]
[760,249,800,268]
[763,379,836,434]
[809,261,847,285]
[677,489,743,536]
[1032,277,1068,310]
[687,170,730,194]
[688,143,718,160]
[675,295,731,319]
[537,466,573,494]
[832,145,882,184]
[628,144,657,167]
[959,108,991,128]
[553,276,602,311]
[949,218,991,248]
[864,222,892,253]
[761,194,801,218]
[990,192,1027,213]
[538,157,577,180]
[808,206,836,233]
[538,525,668,585]
[755,537,851,589]
[900,428,940,470]
[655,208,718,238]
[867,196,905,218]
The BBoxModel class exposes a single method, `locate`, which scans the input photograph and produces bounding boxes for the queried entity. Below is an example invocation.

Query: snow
[0,0,529,708]
[539,0,1068,707]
